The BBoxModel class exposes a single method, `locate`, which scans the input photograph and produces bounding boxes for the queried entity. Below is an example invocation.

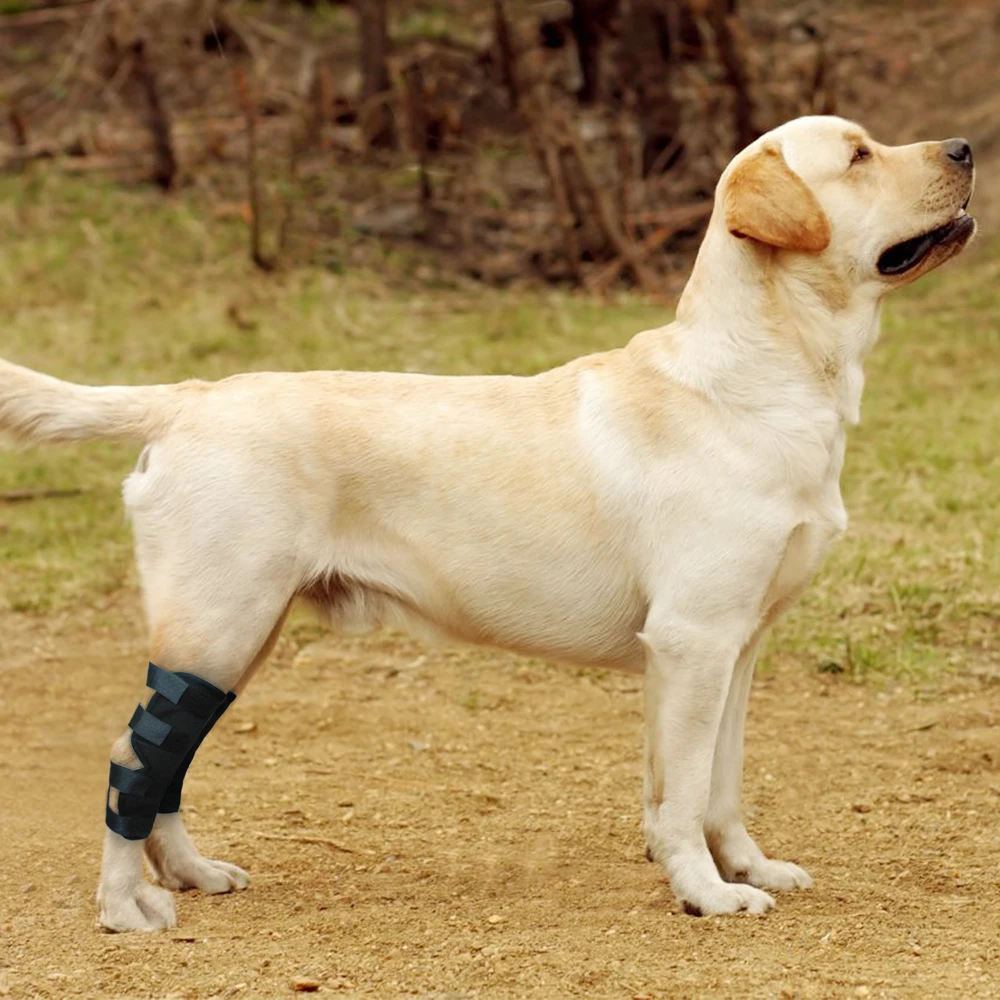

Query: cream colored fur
[0,116,976,930]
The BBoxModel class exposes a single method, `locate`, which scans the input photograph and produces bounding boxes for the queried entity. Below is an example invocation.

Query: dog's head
[718,115,975,292]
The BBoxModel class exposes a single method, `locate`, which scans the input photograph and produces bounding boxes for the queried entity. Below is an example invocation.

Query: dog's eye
[851,146,871,165]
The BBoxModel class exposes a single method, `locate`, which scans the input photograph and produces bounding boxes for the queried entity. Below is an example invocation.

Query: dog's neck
[669,221,883,427]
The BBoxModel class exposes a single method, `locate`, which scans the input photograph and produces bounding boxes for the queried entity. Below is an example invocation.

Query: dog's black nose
[944,138,973,166]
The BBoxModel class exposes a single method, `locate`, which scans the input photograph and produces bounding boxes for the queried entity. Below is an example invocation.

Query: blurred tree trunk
[706,0,757,151]
[570,0,619,105]
[623,0,753,170]
[493,0,520,109]
[357,0,396,149]
[622,0,690,175]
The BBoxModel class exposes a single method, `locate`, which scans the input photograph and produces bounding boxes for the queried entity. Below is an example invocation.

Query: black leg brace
[106,663,235,841]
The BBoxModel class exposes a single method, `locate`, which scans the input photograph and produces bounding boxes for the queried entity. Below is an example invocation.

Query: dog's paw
[724,857,812,892]
[98,881,177,933]
[708,823,811,891]
[145,814,250,894]
[153,855,250,894]
[679,880,774,917]
[661,844,776,916]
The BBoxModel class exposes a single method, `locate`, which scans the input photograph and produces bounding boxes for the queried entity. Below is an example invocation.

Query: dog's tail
[0,357,184,445]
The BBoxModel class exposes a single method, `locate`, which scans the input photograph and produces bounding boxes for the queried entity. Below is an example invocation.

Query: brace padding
[106,663,233,840]
[158,689,236,814]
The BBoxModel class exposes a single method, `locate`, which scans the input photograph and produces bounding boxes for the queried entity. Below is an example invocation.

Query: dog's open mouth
[877,210,975,276]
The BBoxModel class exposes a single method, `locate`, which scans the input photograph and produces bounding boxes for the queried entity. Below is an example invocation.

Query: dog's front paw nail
[98,882,177,933]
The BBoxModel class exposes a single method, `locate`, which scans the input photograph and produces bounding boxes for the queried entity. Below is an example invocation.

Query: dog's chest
[761,435,848,623]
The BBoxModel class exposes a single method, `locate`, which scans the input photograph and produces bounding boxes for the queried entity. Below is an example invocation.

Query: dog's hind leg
[143,606,291,896]
[98,545,298,932]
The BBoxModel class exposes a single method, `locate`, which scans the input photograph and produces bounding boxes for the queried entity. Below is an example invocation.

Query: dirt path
[1,608,999,999]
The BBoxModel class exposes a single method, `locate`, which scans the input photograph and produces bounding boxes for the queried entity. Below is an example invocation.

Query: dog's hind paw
[98,881,176,933]
[153,855,250,894]
[145,812,250,894]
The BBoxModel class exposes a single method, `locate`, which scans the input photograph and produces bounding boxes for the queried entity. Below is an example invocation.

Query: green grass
[2,170,999,682]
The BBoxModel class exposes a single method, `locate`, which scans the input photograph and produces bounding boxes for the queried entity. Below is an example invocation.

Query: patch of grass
[307,1,357,35]
[2,170,999,684]
[393,2,483,46]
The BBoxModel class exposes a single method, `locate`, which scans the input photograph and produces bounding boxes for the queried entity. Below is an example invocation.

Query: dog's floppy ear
[724,145,831,253]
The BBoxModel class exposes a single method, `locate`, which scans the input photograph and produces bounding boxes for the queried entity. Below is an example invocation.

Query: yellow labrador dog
[0,116,975,931]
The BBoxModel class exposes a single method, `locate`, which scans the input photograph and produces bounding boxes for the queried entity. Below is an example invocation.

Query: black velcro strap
[108,761,152,796]
[127,704,171,746]
[105,805,160,840]
[146,661,189,704]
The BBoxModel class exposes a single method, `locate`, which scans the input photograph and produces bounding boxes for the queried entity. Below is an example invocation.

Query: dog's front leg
[640,617,774,916]
[704,638,812,892]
